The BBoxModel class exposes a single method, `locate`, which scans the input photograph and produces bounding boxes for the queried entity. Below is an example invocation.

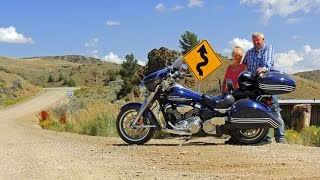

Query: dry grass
[0,56,120,87]
[279,76,320,99]
[0,70,41,107]
[286,126,320,146]
[39,86,124,137]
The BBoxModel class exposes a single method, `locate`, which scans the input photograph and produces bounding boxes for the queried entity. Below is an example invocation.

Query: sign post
[183,40,222,82]
[67,90,74,100]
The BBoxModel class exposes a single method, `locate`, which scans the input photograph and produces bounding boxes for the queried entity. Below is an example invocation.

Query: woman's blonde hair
[232,46,243,56]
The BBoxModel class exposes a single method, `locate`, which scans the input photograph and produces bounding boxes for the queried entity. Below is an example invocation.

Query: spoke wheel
[116,105,154,145]
[231,128,268,145]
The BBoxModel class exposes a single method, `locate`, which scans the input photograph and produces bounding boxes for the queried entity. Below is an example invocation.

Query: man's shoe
[262,138,272,144]
[225,138,237,145]
[276,139,286,144]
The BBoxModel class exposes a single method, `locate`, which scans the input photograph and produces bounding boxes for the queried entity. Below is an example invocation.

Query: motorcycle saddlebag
[229,99,283,129]
[258,70,296,95]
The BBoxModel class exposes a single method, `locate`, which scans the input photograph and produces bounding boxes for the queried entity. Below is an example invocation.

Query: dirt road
[1,88,320,180]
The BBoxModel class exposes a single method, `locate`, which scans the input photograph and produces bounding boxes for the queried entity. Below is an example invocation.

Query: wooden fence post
[291,104,312,132]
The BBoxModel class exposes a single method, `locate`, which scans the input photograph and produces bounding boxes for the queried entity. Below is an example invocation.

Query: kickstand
[179,135,192,146]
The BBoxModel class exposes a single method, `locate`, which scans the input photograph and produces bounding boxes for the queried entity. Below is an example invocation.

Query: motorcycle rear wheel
[116,105,154,145]
[230,128,268,145]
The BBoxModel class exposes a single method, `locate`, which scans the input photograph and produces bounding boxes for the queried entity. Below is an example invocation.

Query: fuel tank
[167,83,203,103]
[229,99,283,129]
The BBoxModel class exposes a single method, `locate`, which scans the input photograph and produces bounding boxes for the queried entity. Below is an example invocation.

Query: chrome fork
[130,86,158,127]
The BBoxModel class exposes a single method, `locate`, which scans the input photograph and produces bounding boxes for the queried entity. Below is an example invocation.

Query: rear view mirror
[226,79,234,92]
[181,64,188,70]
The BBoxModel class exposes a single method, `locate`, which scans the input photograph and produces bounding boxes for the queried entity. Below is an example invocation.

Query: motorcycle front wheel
[116,105,154,145]
[230,128,268,145]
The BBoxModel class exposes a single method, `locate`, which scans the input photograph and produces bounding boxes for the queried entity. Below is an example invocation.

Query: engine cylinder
[175,116,201,134]
[187,119,201,134]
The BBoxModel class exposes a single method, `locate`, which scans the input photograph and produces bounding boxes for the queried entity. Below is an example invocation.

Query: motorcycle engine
[165,104,201,121]
[165,104,201,134]
[175,116,202,134]
[203,117,226,135]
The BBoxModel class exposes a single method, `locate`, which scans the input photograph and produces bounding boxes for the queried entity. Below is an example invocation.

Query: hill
[0,55,121,87]
[294,70,320,83]
[1,54,319,101]
[0,69,40,107]
[22,55,102,64]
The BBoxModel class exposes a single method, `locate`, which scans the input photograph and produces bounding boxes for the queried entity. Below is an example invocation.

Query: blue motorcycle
[116,56,296,145]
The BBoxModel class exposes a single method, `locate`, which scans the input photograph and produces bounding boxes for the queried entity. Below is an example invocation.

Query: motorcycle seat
[203,92,235,109]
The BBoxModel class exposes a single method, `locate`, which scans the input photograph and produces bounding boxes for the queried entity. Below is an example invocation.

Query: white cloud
[286,17,303,24]
[275,50,303,74]
[215,5,224,10]
[88,50,99,59]
[155,3,166,12]
[103,52,124,64]
[85,37,99,48]
[292,35,302,40]
[188,0,204,8]
[103,52,146,66]
[223,38,253,57]
[172,4,184,11]
[137,60,146,66]
[156,1,202,13]
[274,45,320,74]
[85,38,99,58]
[106,20,120,26]
[240,0,320,24]
[0,26,33,44]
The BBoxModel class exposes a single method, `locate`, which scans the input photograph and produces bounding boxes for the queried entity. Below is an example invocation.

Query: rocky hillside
[294,70,320,83]
[1,51,319,102]
[0,69,40,107]
[23,55,102,64]
[0,55,121,87]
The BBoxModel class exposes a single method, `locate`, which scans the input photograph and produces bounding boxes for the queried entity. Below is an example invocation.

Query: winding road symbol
[196,45,208,76]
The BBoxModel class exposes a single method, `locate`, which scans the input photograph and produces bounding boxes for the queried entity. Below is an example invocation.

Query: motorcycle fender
[229,99,283,129]
[121,102,161,130]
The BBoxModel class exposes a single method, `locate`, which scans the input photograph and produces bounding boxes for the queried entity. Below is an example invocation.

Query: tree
[107,69,117,81]
[103,69,118,86]
[179,31,201,55]
[117,53,140,99]
[67,79,76,87]
[48,74,54,83]
[58,73,65,82]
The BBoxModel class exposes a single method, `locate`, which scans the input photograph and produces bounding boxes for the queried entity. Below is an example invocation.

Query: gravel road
[1,88,320,180]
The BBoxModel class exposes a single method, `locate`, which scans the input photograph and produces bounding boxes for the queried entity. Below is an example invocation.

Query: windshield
[170,55,184,69]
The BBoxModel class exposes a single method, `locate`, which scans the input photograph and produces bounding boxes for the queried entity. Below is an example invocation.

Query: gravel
[1,88,320,179]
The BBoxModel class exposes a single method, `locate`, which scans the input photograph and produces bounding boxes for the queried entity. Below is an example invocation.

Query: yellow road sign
[183,40,222,82]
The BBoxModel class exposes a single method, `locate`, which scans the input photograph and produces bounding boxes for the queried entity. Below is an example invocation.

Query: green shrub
[285,129,303,145]
[300,126,320,146]
[79,112,117,136]
[4,98,20,107]
[285,126,320,146]
[48,75,54,83]
[39,119,55,129]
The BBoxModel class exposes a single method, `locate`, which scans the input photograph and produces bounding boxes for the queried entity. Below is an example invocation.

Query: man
[242,32,285,144]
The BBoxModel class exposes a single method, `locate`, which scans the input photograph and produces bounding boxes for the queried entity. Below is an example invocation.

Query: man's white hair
[252,32,264,39]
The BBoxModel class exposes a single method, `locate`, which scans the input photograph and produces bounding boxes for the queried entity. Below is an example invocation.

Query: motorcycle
[116,56,296,145]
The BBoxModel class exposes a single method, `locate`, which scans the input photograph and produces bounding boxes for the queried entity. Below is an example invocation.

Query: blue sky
[1,0,320,74]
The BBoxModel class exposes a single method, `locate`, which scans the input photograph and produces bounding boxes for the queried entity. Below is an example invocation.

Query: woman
[222,46,247,93]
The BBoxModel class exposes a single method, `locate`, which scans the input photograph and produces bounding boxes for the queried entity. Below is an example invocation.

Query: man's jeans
[266,96,285,141]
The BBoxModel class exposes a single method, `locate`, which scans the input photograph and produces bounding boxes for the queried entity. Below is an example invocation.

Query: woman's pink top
[223,64,246,92]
